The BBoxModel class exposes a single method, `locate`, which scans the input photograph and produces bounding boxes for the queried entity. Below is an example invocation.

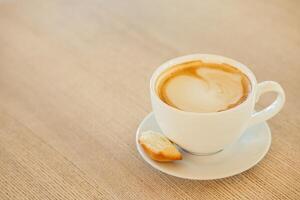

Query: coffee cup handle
[248,81,285,126]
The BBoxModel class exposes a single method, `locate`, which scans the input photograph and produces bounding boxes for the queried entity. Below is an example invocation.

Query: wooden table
[0,0,299,199]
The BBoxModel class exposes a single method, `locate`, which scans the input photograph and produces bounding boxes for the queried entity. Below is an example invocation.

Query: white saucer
[136,112,271,180]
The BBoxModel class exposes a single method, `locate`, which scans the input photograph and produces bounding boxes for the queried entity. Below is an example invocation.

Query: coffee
[156,61,251,113]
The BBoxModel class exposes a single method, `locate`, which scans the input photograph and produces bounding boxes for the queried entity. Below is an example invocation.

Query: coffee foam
[156,61,251,113]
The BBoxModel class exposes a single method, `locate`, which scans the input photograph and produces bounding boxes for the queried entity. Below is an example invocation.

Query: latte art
[156,61,251,113]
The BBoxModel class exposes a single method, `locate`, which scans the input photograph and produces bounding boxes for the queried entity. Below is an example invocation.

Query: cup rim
[150,54,257,115]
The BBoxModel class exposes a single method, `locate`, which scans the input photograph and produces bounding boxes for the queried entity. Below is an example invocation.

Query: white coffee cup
[150,54,285,155]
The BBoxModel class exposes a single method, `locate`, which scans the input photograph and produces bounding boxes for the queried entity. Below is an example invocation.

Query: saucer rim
[136,112,271,180]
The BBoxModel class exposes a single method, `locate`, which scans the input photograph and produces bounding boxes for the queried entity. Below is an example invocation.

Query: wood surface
[0,0,299,199]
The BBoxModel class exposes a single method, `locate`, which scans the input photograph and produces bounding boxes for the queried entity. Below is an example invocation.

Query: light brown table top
[0,0,299,199]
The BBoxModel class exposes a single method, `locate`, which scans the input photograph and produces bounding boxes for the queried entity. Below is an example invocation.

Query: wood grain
[0,0,299,199]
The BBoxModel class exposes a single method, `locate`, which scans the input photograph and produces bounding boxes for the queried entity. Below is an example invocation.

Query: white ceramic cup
[150,54,285,155]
